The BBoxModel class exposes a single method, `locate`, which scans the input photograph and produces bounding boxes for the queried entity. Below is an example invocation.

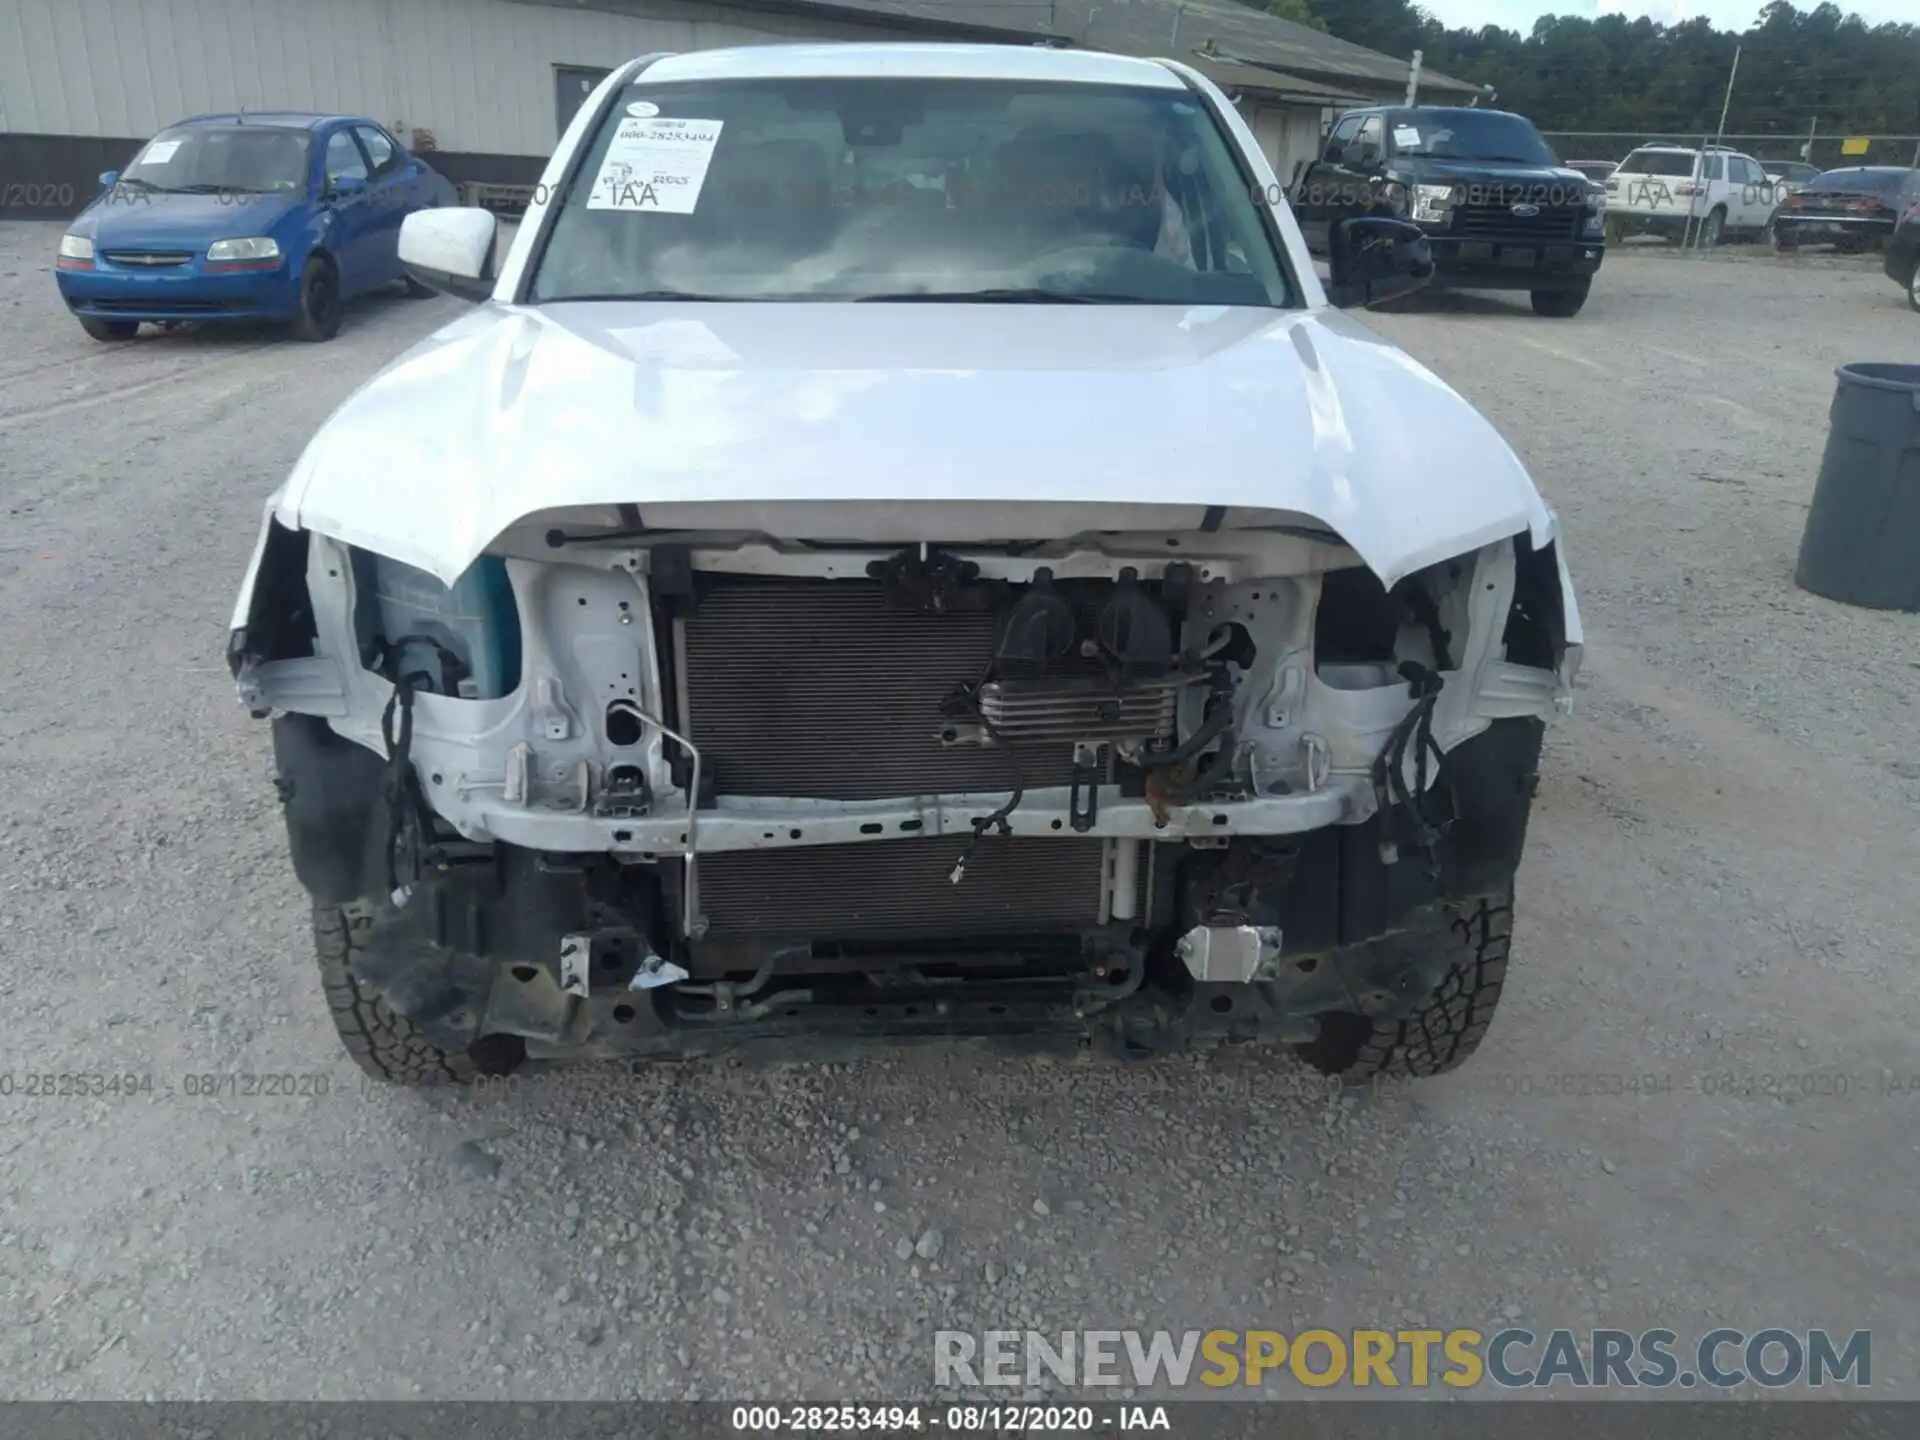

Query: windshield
[121,127,311,194]
[1386,111,1557,165]
[529,78,1294,306]
[1619,149,1699,178]
[1805,167,1910,197]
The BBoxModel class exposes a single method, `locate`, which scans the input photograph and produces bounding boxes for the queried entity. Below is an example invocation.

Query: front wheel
[313,905,525,1086]
[1770,227,1797,255]
[291,256,342,342]
[1696,207,1726,248]
[1907,260,1920,313]
[1603,214,1625,244]
[1295,893,1513,1079]
[1530,281,1590,318]
[79,316,138,342]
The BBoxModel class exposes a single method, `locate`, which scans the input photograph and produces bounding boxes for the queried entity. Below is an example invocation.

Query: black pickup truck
[1291,105,1606,317]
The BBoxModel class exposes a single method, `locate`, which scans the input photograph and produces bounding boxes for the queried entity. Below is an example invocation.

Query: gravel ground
[2,223,1917,1402]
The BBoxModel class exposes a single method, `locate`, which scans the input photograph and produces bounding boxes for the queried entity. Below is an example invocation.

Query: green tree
[1290,0,1919,137]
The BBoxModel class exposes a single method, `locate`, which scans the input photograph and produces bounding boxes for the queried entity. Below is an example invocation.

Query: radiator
[679,577,1079,801]
[679,577,1166,943]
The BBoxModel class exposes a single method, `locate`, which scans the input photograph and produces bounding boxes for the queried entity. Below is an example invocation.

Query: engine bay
[232,514,1576,1057]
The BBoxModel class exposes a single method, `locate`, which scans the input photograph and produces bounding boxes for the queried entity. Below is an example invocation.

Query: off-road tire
[1530,281,1590,318]
[291,256,343,343]
[79,316,139,341]
[1294,892,1513,1080]
[313,904,524,1086]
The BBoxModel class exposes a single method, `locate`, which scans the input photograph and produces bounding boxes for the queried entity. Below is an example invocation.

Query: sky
[1418,0,1912,30]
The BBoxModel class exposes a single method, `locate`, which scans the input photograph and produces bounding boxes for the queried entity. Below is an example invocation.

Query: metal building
[0,0,1479,215]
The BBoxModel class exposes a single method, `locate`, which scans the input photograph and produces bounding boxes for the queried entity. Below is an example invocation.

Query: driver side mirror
[1325,215,1433,309]
[98,170,120,189]
[398,207,499,303]
[329,172,367,200]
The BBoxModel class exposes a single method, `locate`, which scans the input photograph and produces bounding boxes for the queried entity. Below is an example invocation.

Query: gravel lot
[2,222,1917,1402]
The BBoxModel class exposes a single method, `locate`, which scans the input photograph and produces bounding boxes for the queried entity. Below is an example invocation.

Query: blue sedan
[55,112,459,343]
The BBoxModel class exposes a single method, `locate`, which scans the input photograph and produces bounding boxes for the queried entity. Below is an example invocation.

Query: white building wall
[0,0,932,153]
[1242,101,1331,188]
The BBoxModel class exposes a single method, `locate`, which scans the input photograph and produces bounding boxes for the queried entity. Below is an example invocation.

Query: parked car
[1884,189,1920,309]
[1771,166,1918,254]
[1604,144,1775,245]
[1562,160,1614,208]
[1761,160,1820,203]
[55,112,458,343]
[227,44,1582,1086]
[1291,105,1605,316]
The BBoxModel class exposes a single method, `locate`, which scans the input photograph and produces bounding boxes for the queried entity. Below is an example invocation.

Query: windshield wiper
[548,290,757,303]
[854,288,1155,304]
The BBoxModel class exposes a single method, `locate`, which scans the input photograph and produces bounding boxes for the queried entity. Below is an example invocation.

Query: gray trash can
[1795,362,1920,612]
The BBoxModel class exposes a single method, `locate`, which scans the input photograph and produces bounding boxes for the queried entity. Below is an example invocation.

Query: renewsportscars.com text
[934,1327,1870,1391]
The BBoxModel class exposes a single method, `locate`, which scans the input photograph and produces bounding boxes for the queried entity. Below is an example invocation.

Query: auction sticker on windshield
[1393,126,1420,148]
[587,117,723,214]
[141,138,183,164]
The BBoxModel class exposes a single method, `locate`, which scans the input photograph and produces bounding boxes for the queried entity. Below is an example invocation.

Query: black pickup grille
[1450,204,1584,242]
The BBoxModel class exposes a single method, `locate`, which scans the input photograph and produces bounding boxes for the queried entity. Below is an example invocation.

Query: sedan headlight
[206,237,282,263]
[57,233,94,264]
[1410,183,1456,223]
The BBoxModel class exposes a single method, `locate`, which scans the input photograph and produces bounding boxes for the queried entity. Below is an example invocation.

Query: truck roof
[638,42,1187,88]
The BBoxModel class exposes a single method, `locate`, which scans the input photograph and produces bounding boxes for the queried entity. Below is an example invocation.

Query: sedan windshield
[529,78,1294,306]
[121,127,310,194]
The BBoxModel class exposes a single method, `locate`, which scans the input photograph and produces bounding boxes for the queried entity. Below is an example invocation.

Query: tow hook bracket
[559,935,592,998]
[630,948,690,990]
[1175,924,1283,984]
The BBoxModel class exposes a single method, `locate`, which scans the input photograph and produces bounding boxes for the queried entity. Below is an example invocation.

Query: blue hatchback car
[55,112,459,343]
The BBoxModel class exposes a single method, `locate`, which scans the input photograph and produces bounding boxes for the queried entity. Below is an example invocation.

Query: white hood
[279,301,1554,589]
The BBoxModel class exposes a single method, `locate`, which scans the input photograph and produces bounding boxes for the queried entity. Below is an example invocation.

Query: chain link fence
[1543,132,1920,172]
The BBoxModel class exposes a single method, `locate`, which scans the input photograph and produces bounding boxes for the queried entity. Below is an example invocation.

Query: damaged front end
[230,501,1580,1074]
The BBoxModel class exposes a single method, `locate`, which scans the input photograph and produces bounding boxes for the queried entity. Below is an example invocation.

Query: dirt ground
[1,224,1916,1401]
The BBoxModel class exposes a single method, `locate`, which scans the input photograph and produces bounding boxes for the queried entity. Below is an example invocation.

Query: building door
[555,67,613,140]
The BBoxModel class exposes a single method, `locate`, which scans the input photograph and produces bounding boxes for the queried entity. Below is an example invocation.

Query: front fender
[230,489,288,635]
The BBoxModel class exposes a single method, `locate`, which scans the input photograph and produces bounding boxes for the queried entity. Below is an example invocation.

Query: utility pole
[1406,50,1423,107]
[1712,44,1741,150]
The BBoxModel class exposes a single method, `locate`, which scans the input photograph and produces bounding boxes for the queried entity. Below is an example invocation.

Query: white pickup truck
[227,42,1581,1086]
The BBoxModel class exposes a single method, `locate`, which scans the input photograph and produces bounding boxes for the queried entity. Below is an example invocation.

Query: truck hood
[279,300,1555,589]
[1388,156,1593,192]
